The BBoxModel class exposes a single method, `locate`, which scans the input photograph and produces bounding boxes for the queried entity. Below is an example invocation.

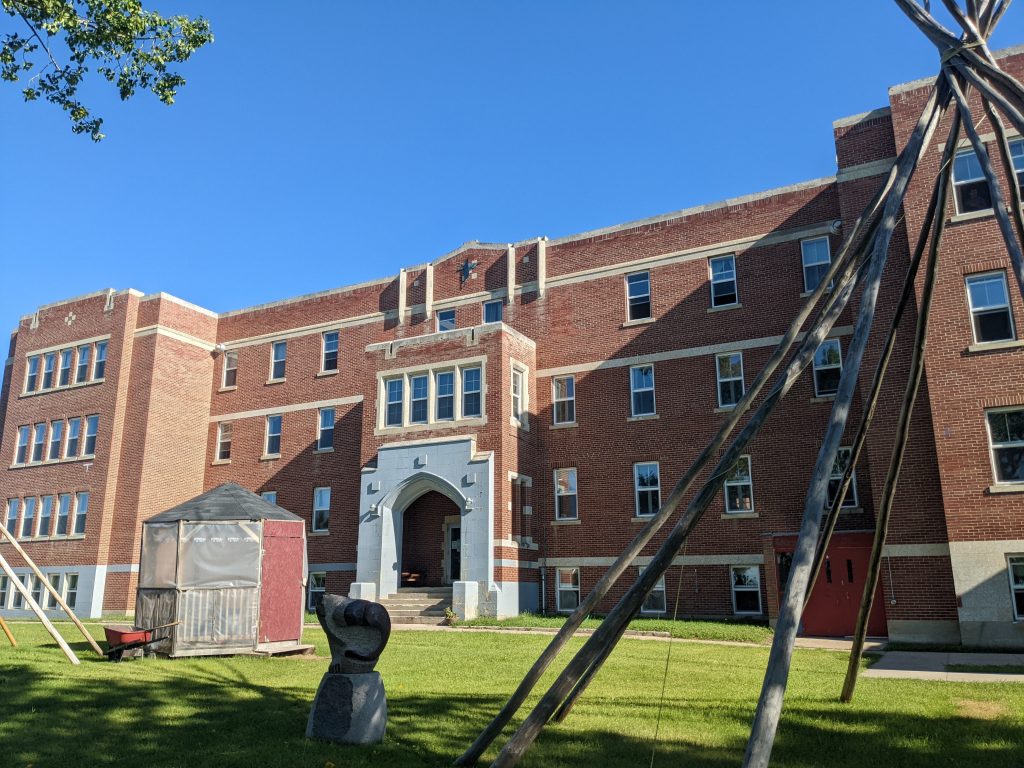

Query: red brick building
[3,51,1024,647]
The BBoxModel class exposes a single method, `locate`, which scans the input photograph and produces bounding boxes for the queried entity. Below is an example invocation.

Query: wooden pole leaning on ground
[0,551,79,664]
[0,613,16,647]
[0,526,104,656]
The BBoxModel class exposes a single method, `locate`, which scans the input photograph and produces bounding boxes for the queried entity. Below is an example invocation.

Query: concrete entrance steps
[377,586,453,625]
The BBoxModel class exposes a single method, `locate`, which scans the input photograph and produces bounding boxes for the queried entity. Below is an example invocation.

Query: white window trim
[83,415,99,457]
[435,370,457,422]
[216,422,232,462]
[264,414,282,458]
[269,340,287,382]
[554,468,578,521]
[312,487,330,532]
[709,254,739,308]
[555,566,580,613]
[92,341,108,380]
[222,350,238,389]
[639,566,668,615]
[511,363,529,428]
[986,406,1024,486]
[376,357,488,432]
[813,339,843,398]
[1008,555,1024,621]
[630,364,656,417]
[952,147,992,216]
[308,571,327,610]
[716,352,745,409]
[731,565,762,615]
[801,236,832,294]
[320,330,340,374]
[965,271,1016,345]
[829,446,859,509]
[72,492,88,536]
[724,455,755,514]
[316,408,335,452]
[625,271,652,322]
[633,462,661,519]
[552,375,576,425]
[462,366,483,419]
[482,298,504,324]
[75,344,91,384]
[436,309,457,333]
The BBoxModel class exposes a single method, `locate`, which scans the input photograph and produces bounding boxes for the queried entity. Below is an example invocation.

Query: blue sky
[3,2,1024,336]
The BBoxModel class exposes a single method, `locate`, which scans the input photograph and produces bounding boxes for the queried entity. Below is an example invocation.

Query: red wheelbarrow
[103,621,179,662]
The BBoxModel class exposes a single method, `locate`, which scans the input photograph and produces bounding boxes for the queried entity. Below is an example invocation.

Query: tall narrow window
[552,375,576,425]
[801,237,832,293]
[270,341,287,380]
[483,299,503,323]
[5,499,19,535]
[308,572,326,610]
[634,462,661,517]
[76,345,91,384]
[435,371,455,420]
[222,350,238,388]
[317,408,335,450]
[56,494,71,535]
[73,492,89,535]
[46,573,61,608]
[48,420,64,460]
[987,408,1024,484]
[1009,556,1024,621]
[409,375,428,424]
[216,422,232,461]
[93,340,108,379]
[385,378,404,427]
[1010,139,1024,193]
[42,352,56,389]
[437,309,456,332]
[716,352,744,408]
[462,367,482,418]
[724,456,754,513]
[511,369,524,422]
[265,414,282,456]
[626,271,652,321]
[966,272,1015,344]
[639,567,667,614]
[0,575,7,608]
[813,339,843,397]
[554,468,578,520]
[25,356,39,392]
[21,497,36,538]
[709,255,738,307]
[313,487,331,532]
[64,574,79,609]
[556,567,580,612]
[731,566,762,614]
[827,447,859,509]
[65,417,81,458]
[322,331,339,372]
[953,149,992,213]
[58,348,73,386]
[30,575,43,606]
[12,574,26,609]
[630,365,656,417]
[31,423,46,462]
[83,415,99,456]
[15,425,30,464]
[39,495,54,537]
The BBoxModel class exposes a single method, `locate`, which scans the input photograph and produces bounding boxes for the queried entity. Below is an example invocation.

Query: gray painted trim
[832,107,891,129]
[309,562,357,572]
[837,158,896,184]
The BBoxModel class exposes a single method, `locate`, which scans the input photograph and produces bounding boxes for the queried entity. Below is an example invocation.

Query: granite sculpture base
[306,671,387,745]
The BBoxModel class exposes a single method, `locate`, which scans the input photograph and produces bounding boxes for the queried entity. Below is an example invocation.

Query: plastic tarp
[139,523,178,589]
[175,587,258,651]
[179,522,260,589]
[135,588,177,653]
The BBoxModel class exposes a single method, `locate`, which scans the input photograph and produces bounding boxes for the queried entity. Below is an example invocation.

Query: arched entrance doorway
[400,490,461,587]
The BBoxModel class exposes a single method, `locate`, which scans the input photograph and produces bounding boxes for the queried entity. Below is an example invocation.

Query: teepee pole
[0,552,79,665]
[0,614,16,647]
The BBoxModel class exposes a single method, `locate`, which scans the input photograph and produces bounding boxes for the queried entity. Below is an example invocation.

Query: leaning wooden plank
[0,613,16,647]
[0,525,104,656]
[0,552,79,665]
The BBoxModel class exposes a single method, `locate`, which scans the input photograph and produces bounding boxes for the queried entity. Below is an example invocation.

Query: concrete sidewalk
[863,650,1024,683]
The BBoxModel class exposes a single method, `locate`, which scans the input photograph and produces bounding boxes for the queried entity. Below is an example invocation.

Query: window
[65,418,81,458]
[437,309,456,332]
[626,272,652,321]
[552,375,576,425]
[30,575,43,606]
[216,422,232,461]
[39,495,54,537]
[317,408,335,451]
[58,349,73,386]
[76,345,91,384]
[709,255,738,307]
[987,408,1024,484]
[1010,139,1024,190]
[813,339,843,397]
[222,350,238,388]
[462,367,482,418]
[308,571,326,610]
[12,574,26,609]
[321,331,339,372]
[630,365,656,417]
[312,487,330,532]
[385,378,404,427]
[21,497,36,538]
[827,447,859,509]
[731,565,762,614]
[409,375,428,424]
[483,299,503,323]
[640,567,667,614]
[556,567,580,612]
[25,356,39,392]
[0,576,7,609]
[261,491,278,504]
[73,492,89,535]
[56,494,71,535]
[15,426,29,464]
[265,414,282,456]
[1009,556,1024,621]
[511,368,524,422]
[83,415,99,456]
[5,499,19,535]
[94,340,108,379]
[716,352,744,408]
[966,272,1015,344]
[31,423,46,462]
[270,341,287,380]
[46,573,61,609]
[953,148,992,213]
[42,352,55,389]
[64,573,78,609]
[801,237,832,293]
[48,420,63,461]
[634,462,661,517]
[436,371,455,421]
[724,456,754,514]
[554,468,578,520]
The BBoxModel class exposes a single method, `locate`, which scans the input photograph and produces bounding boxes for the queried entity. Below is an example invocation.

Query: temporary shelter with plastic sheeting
[136,483,312,658]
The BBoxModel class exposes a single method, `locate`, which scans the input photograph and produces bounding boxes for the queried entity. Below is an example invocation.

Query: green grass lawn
[1,622,1023,768]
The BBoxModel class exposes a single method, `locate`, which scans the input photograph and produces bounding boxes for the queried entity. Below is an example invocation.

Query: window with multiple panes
[76,345,91,384]
[30,575,43,606]
[25,356,39,392]
[31,423,45,462]
[724,456,754,513]
[0,576,7,608]
[801,237,832,293]
[24,341,108,394]
[382,364,487,428]
[1009,556,1024,621]
[554,468,578,521]
[265,414,282,456]
[94,340,108,379]
[39,495,54,537]
[483,299,503,323]
[953,148,992,213]
[261,491,278,504]
[630,365,656,416]
[556,567,580,612]
[731,565,762,614]
[4,499,18,534]
[322,331,339,372]
[966,272,1015,344]
[15,426,29,464]
[222,350,238,388]
[709,255,738,307]
[46,573,61,609]
[83,415,99,456]
[827,447,859,509]
[633,462,661,517]
[308,571,326,610]
[409,375,428,424]
[626,271,652,321]
[462,367,482,417]
[20,497,36,537]
[511,368,525,422]
[56,494,71,535]
[42,352,55,389]
[552,375,576,425]
[313,487,331,532]
[12,574,26,608]
[987,408,1024,484]
[216,422,232,461]
[813,339,843,397]
[639,567,667,614]
[716,352,744,408]
[65,573,79,609]
[1010,138,1024,190]
[317,408,335,451]
[437,309,457,332]
[270,341,287,380]
[436,371,455,421]
[58,349,73,386]
[74,492,89,535]
[48,421,63,460]
[385,378,404,427]
[66,417,81,458]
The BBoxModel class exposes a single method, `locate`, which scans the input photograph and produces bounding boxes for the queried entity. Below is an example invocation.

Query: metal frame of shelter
[456,2,1024,766]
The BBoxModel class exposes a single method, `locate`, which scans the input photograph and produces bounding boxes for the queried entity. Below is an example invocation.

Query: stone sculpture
[306,594,391,745]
